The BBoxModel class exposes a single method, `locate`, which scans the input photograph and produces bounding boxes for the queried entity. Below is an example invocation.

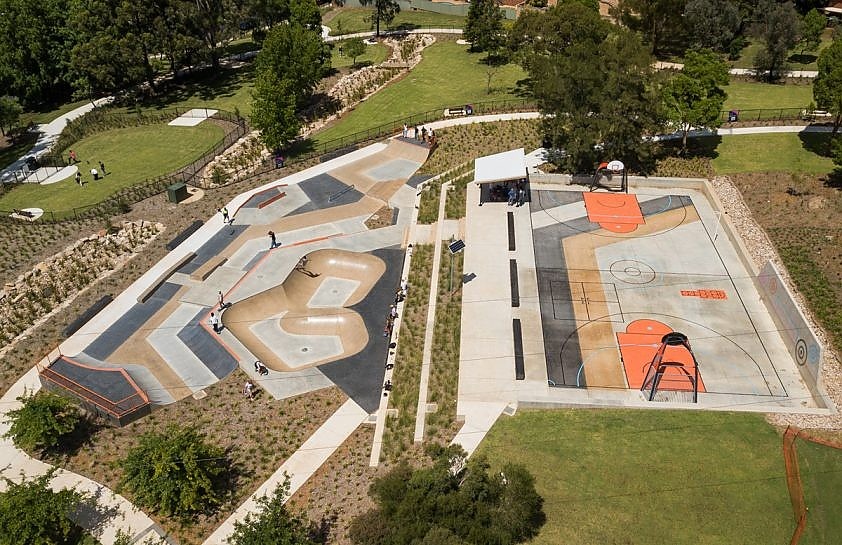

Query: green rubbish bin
[167,182,188,204]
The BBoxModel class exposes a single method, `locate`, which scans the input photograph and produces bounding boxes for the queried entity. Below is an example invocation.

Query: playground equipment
[589,159,628,193]
[640,332,700,403]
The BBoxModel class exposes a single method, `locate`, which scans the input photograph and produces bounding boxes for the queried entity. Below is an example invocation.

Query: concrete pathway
[413,182,451,443]
[0,368,168,545]
[655,61,818,79]
[0,97,112,184]
[202,398,368,545]
[323,28,462,43]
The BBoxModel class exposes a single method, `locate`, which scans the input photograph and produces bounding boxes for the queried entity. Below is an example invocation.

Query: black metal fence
[718,107,807,123]
[0,109,247,222]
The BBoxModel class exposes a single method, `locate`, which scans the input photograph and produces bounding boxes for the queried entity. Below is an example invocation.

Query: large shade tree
[513,2,659,172]
[661,48,729,151]
[4,390,82,453]
[464,0,505,53]
[814,37,842,134]
[616,0,688,56]
[350,447,544,545]
[359,0,400,37]
[752,0,801,80]
[683,0,742,53]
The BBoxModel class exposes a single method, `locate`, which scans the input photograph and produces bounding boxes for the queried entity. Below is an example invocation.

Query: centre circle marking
[610,260,656,284]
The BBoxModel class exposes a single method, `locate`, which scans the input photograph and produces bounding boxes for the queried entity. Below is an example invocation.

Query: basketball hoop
[607,160,625,173]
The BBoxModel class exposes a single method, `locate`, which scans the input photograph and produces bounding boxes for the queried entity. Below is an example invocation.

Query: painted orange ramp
[617,319,705,392]
[582,192,644,233]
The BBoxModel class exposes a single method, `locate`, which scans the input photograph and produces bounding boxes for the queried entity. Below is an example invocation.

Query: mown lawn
[20,99,90,127]
[112,63,256,117]
[711,133,833,175]
[330,40,390,69]
[798,439,842,545]
[313,40,526,144]
[723,79,814,112]
[477,409,793,545]
[0,123,223,212]
[323,7,465,35]
[730,29,833,71]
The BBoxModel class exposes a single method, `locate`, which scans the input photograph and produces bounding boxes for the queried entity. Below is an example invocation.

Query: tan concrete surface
[222,249,385,371]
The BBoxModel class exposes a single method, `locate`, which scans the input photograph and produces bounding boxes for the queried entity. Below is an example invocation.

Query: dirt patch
[364,206,394,229]
[46,374,347,545]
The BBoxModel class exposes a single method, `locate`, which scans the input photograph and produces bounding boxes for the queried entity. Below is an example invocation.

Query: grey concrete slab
[177,309,239,379]
[48,357,145,412]
[366,159,422,181]
[180,266,246,307]
[251,312,345,369]
[318,247,404,413]
[232,185,312,226]
[147,303,221,393]
[406,174,433,189]
[73,352,175,405]
[84,282,180,360]
[178,225,248,274]
[241,187,284,208]
[288,173,363,216]
[390,184,420,211]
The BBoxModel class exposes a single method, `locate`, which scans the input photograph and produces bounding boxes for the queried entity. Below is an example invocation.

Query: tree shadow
[309,513,337,543]
[797,131,833,158]
[788,53,817,65]
[123,63,256,110]
[72,485,123,540]
[512,77,535,99]
[390,23,420,32]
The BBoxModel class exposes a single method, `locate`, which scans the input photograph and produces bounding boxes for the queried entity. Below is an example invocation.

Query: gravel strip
[711,175,842,429]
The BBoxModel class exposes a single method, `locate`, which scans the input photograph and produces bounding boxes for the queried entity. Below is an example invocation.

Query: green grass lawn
[113,64,256,117]
[711,133,834,175]
[20,99,91,127]
[798,439,842,544]
[477,409,793,545]
[0,131,38,171]
[330,40,390,69]
[323,7,465,35]
[0,123,223,212]
[724,79,814,112]
[313,41,526,144]
[730,29,833,71]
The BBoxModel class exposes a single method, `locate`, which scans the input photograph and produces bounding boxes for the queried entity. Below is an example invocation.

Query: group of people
[70,150,109,187]
[507,180,528,207]
[383,279,408,338]
[402,124,437,147]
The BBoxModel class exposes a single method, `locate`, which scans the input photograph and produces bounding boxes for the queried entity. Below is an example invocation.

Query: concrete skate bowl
[222,249,386,371]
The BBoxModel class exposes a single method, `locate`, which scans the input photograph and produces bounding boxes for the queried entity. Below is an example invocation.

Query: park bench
[443,105,474,117]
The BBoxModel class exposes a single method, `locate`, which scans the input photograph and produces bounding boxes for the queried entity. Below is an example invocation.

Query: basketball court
[458,179,826,420]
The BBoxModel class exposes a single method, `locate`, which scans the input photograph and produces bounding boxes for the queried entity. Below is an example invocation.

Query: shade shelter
[474,148,529,205]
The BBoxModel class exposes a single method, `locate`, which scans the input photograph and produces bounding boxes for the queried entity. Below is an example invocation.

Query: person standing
[99,161,107,175]
[219,207,230,223]
[75,171,82,187]
[69,150,78,163]
[90,167,99,180]
[402,123,408,138]
[209,312,220,333]
[218,291,225,308]
[268,230,277,249]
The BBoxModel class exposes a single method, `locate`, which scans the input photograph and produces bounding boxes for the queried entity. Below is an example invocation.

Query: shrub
[4,390,82,453]
[120,425,227,517]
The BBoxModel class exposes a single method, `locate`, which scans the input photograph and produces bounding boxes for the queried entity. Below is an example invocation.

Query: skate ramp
[223,249,386,371]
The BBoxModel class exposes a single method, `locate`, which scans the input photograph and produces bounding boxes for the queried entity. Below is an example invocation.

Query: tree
[0,96,23,136]
[344,37,367,66]
[514,3,659,172]
[616,0,688,57]
[228,479,317,545]
[349,446,544,545]
[799,8,825,55]
[814,37,842,133]
[247,0,291,28]
[289,0,321,29]
[4,390,82,453]
[0,0,76,108]
[752,0,801,80]
[359,0,400,37]
[256,23,330,107]
[464,0,505,53]
[661,49,729,151]
[683,0,742,53]
[0,470,87,545]
[250,70,300,150]
[120,425,227,516]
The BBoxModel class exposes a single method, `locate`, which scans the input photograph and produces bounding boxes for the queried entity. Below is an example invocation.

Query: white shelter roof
[474,148,526,184]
